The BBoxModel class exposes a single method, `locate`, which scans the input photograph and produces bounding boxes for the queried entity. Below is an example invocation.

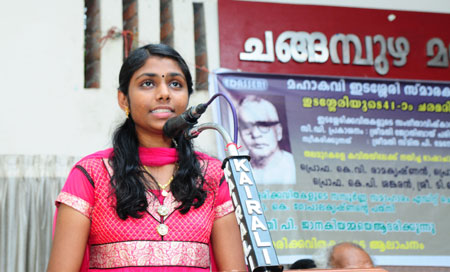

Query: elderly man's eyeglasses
[240,121,279,134]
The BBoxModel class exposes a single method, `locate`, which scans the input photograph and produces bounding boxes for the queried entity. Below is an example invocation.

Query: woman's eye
[169,81,182,88]
[141,80,154,87]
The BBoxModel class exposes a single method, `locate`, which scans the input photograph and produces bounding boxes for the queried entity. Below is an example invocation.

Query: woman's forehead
[133,56,184,78]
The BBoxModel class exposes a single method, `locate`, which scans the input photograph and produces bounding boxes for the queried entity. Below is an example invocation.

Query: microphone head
[163,113,193,139]
[163,105,206,139]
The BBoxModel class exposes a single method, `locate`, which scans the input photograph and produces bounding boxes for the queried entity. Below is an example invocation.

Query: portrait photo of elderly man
[238,95,296,184]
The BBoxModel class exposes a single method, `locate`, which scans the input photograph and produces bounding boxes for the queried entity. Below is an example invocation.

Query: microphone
[163,103,207,138]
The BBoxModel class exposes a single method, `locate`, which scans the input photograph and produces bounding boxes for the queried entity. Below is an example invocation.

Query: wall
[0,0,221,158]
[0,0,449,158]
[0,0,448,271]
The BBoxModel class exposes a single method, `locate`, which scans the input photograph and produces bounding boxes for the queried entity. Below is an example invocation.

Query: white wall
[0,0,448,158]
[0,0,122,157]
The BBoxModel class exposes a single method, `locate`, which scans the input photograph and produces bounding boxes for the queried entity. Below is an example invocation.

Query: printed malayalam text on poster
[212,70,450,265]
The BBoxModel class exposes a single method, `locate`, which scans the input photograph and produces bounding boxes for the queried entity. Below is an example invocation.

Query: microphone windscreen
[163,116,187,138]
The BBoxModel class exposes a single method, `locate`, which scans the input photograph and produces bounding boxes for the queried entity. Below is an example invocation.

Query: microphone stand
[187,123,283,272]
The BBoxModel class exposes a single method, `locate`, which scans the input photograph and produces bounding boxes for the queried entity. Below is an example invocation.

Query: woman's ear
[117,91,129,111]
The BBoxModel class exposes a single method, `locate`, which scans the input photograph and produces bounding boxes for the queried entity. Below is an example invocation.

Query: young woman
[47,44,246,271]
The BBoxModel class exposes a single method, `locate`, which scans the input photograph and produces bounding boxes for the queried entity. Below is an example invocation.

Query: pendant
[161,190,168,197]
[157,205,169,216]
[157,223,169,236]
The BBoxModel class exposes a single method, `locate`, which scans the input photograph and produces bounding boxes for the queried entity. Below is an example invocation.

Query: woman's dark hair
[111,44,206,220]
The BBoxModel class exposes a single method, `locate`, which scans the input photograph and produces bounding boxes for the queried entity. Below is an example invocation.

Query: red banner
[218,0,450,82]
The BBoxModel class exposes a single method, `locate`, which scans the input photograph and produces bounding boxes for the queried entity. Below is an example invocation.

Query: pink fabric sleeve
[53,165,95,272]
[55,165,95,219]
[210,171,237,271]
[214,176,234,219]
[202,158,234,219]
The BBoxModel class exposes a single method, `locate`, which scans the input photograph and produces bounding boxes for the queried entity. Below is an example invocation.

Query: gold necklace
[143,165,176,196]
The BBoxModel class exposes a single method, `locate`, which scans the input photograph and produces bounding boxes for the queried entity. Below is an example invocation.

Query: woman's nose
[156,82,170,100]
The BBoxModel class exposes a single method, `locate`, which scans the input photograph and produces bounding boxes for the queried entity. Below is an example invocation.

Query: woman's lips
[151,109,172,113]
[151,107,174,118]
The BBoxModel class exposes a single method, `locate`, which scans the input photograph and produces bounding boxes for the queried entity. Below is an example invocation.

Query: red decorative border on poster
[218,0,450,82]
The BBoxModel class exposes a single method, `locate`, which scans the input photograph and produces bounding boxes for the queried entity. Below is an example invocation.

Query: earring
[125,107,129,118]
[172,138,178,148]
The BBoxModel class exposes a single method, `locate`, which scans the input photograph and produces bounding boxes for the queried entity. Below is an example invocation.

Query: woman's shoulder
[74,148,114,170]
[68,148,114,187]
[196,152,224,183]
[76,148,113,162]
[196,151,222,167]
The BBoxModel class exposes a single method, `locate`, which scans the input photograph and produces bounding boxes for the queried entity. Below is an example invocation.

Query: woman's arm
[47,204,90,272]
[211,212,247,271]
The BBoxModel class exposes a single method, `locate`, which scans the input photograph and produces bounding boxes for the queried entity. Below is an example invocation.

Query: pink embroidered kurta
[55,148,234,271]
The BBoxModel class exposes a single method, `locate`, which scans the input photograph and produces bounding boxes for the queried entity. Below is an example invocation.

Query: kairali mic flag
[209,69,450,266]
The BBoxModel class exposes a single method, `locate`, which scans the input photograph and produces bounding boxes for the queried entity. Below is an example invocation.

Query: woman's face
[119,56,189,140]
